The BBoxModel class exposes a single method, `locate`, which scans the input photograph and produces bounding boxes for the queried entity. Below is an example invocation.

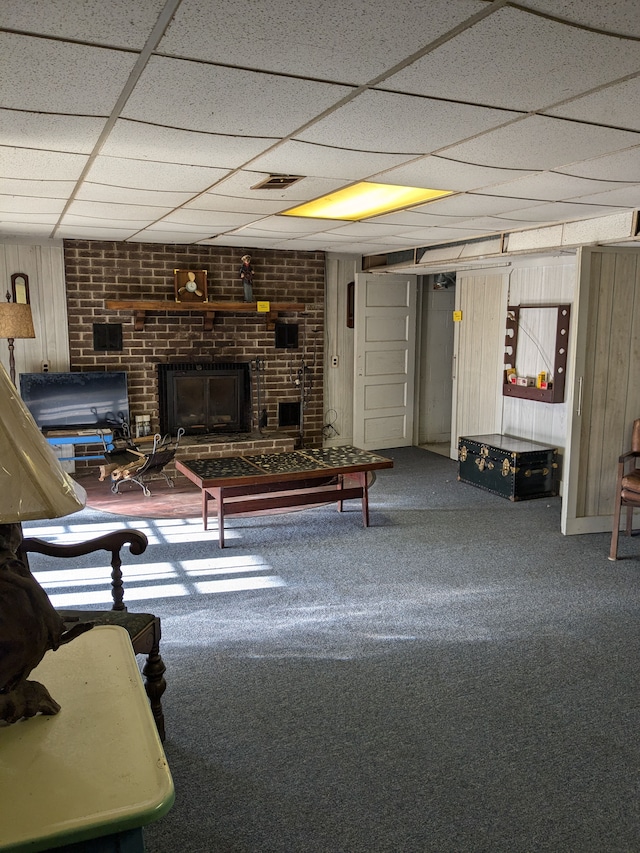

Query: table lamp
[0,361,87,723]
[0,298,35,385]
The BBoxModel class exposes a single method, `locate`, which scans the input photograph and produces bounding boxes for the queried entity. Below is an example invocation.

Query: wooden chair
[609,418,640,561]
[19,529,167,741]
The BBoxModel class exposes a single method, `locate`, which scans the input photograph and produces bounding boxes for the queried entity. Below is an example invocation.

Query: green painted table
[0,626,174,853]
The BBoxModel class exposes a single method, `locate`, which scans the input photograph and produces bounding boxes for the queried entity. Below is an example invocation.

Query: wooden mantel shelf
[105,299,305,331]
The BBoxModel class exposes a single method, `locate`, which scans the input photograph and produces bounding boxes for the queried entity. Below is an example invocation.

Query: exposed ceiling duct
[434,272,456,289]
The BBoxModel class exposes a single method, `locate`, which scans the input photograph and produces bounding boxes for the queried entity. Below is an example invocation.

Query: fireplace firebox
[158,362,251,436]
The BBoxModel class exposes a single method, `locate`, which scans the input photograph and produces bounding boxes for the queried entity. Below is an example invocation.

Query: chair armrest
[20,530,148,612]
[618,449,640,464]
[20,530,148,561]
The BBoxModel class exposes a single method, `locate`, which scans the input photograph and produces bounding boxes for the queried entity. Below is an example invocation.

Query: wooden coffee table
[175,445,393,547]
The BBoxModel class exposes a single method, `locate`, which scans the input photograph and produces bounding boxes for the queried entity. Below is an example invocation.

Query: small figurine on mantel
[239,254,254,303]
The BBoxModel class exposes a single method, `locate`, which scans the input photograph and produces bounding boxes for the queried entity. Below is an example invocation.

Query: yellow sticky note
[453,310,463,322]
[257,301,270,313]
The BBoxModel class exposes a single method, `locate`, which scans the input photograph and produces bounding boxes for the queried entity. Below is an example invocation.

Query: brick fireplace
[63,241,325,452]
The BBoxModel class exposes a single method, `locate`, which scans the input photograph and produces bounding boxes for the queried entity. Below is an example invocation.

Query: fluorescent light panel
[281,182,453,221]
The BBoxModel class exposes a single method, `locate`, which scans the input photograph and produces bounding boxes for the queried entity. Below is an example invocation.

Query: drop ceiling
[1,0,640,259]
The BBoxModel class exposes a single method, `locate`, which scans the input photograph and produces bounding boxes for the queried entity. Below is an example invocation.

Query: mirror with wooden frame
[10,273,30,305]
[503,303,570,403]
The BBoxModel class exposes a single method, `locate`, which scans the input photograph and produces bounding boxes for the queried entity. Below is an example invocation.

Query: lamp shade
[0,302,36,340]
[0,362,86,522]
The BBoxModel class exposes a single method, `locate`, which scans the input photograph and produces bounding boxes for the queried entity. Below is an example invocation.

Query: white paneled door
[353,274,417,450]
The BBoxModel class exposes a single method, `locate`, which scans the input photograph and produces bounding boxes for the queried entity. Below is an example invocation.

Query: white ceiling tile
[142,222,216,235]
[198,236,287,249]
[271,239,350,252]
[0,110,105,154]
[498,200,628,222]
[477,171,635,201]
[368,209,472,226]
[296,231,370,243]
[378,225,488,242]
[414,226,494,243]
[560,147,640,182]
[191,193,297,216]
[297,91,518,154]
[546,77,640,132]
[0,222,59,238]
[442,116,640,170]
[2,0,168,49]
[561,185,640,207]
[75,184,194,207]
[384,7,640,111]
[375,156,534,192]
[85,156,232,192]
[324,222,418,238]
[224,225,310,240]
[253,140,414,181]
[122,58,352,136]
[360,235,427,247]
[162,209,259,228]
[0,34,138,114]
[443,215,529,231]
[62,216,159,232]
[0,148,87,181]
[66,200,171,220]
[102,121,274,169]
[129,231,204,243]
[0,212,60,225]
[0,196,64,214]
[231,216,334,235]
[521,1,640,38]
[418,193,541,217]
[0,179,76,198]
[125,233,181,243]
[159,0,486,83]
[280,239,393,253]
[56,225,140,240]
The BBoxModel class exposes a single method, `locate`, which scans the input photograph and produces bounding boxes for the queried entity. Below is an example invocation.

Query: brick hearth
[156,431,298,476]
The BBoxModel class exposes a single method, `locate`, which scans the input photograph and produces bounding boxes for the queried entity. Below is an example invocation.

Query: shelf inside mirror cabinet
[105,300,305,331]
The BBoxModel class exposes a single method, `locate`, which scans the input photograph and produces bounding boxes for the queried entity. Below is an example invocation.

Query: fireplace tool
[291,358,313,447]
[101,428,185,497]
[251,357,267,433]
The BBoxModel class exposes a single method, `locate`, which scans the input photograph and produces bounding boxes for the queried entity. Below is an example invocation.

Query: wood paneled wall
[501,257,575,449]
[0,242,69,379]
[573,248,640,522]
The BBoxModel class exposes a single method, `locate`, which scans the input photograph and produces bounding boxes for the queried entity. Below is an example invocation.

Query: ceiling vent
[251,174,304,190]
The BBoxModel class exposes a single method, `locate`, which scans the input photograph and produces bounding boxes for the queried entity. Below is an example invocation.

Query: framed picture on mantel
[174,269,208,302]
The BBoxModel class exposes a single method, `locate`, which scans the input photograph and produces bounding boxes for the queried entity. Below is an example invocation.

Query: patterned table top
[178,445,393,483]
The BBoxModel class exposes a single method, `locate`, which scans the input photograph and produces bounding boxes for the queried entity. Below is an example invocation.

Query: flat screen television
[19,371,130,432]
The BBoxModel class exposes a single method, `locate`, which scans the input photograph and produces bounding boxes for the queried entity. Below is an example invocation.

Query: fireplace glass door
[173,375,241,433]
[158,363,251,436]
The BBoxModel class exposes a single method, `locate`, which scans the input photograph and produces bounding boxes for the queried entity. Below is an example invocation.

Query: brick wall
[63,241,325,447]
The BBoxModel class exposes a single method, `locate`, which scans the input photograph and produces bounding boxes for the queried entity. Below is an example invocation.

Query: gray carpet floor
[23,447,640,852]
